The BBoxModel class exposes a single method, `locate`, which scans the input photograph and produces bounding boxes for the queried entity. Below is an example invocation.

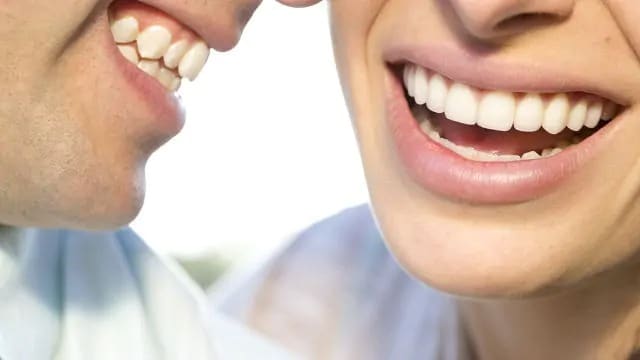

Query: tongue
[430,113,580,155]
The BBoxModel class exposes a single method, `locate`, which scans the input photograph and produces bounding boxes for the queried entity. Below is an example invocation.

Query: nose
[447,0,575,40]
[142,0,262,51]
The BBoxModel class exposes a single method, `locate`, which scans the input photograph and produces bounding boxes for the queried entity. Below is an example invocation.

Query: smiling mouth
[400,63,621,162]
[108,1,210,92]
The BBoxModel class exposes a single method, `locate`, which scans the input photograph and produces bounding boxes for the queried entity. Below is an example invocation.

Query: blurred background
[131,1,368,288]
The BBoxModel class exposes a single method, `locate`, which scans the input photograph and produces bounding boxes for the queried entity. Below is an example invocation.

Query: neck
[458,260,640,360]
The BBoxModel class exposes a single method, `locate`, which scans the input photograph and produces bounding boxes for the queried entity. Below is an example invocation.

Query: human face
[329,0,640,297]
[0,0,259,229]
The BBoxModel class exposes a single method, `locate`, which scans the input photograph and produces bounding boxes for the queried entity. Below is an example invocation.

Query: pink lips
[384,68,614,204]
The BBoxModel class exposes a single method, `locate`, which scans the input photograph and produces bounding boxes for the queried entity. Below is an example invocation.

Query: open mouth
[108,0,210,92]
[400,63,620,162]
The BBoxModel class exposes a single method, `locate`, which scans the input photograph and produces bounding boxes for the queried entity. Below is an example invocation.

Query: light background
[131,2,369,260]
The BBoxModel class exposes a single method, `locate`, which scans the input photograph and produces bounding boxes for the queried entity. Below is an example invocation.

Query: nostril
[494,12,561,35]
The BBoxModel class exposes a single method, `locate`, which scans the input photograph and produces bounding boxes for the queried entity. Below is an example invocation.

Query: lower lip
[384,68,613,204]
[107,33,185,138]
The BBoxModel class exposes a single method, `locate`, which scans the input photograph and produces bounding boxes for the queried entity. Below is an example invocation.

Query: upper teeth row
[403,64,618,135]
[110,16,210,91]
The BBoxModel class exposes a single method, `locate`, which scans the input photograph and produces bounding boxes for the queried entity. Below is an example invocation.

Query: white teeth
[584,101,603,128]
[157,68,178,89]
[164,40,190,69]
[138,60,160,77]
[403,64,618,137]
[543,94,569,135]
[566,99,587,131]
[413,67,429,105]
[111,17,139,43]
[522,151,541,160]
[117,44,139,65]
[477,91,516,132]
[179,42,210,81]
[427,74,448,113]
[513,94,544,132]
[137,25,173,60]
[445,83,477,125]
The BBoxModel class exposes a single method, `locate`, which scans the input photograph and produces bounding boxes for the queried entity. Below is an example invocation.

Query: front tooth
[170,77,182,92]
[584,102,603,128]
[602,102,617,121]
[117,44,139,65]
[137,60,160,77]
[427,74,448,113]
[137,25,172,59]
[522,151,541,160]
[413,67,429,105]
[514,94,544,132]
[543,93,569,135]
[477,91,516,132]
[164,40,190,69]
[179,42,209,81]
[111,17,139,43]
[445,83,477,125]
[566,99,587,131]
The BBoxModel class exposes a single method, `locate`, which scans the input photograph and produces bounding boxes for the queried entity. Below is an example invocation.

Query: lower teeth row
[419,120,574,162]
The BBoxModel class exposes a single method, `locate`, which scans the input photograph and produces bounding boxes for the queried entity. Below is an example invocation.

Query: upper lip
[383,42,632,108]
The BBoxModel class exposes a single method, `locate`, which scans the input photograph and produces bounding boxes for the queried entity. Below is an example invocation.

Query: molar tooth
[584,101,603,128]
[179,42,210,81]
[541,148,554,157]
[405,64,416,97]
[549,148,563,156]
[137,25,172,60]
[111,17,139,43]
[514,94,544,132]
[164,40,190,69]
[137,60,160,77]
[477,91,516,132]
[543,93,569,135]
[117,44,139,65]
[413,67,429,105]
[426,74,448,113]
[602,101,617,121]
[566,99,587,132]
[445,83,477,125]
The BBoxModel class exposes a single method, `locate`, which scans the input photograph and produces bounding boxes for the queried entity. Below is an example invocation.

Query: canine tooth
[137,25,172,59]
[137,60,160,77]
[522,151,541,160]
[445,83,477,125]
[477,91,516,131]
[584,101,603,128]
[566,99,587,131]
[117,44,139,65]
[164,40,190,69]
[111,17,139,43]
[602,102,617,121]
[427,74,448,113]
[413,67,429,105]
[514,94,544,132]
[179,42,209,81]
[543,93,569,135]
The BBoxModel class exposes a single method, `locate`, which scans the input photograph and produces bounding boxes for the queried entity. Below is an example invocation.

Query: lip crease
[384,65,621,204]
[106,15,185,139]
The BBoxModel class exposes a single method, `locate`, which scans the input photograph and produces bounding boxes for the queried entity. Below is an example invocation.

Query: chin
[372,205,596,299]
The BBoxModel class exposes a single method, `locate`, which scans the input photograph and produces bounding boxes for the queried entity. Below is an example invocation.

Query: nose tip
[141,0,262,52]
[448,0,575,40]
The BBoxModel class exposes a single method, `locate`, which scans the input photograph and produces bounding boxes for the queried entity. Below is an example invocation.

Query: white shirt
[0,226,293,360]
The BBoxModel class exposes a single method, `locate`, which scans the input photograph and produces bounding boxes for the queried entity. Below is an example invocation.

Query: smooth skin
[288,0,640,358]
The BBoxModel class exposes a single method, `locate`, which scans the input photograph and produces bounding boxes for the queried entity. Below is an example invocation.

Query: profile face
[329,0,640,296]
[0,0,258,229]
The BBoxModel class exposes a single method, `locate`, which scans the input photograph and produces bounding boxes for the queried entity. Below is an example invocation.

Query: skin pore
[292,0,640,358]
[0,0,259,230]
